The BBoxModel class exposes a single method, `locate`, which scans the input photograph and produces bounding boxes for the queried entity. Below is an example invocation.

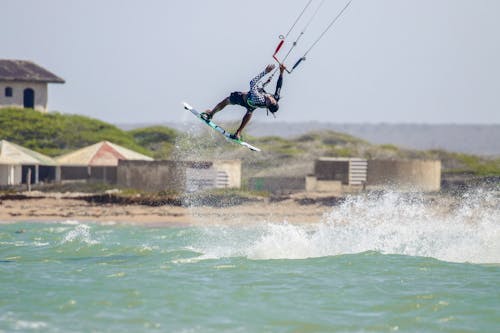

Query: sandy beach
[0,192,331,226]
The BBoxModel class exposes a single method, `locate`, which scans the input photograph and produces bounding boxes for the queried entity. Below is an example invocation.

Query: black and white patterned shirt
[247,70,269,108]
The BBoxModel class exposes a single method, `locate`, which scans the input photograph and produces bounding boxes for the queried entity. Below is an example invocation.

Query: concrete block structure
[306,157,367,193]
[212,160,241,189]
[305,176,342,194]
[117,160,241,192]
[248,158,368,194]
[117,160,203,192]
[0,60,64,112]
[367,159,441,192]
[307,157,441,194]
[314,157,368,185]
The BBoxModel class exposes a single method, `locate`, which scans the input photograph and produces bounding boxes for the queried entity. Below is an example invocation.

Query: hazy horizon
[113,121,500,156]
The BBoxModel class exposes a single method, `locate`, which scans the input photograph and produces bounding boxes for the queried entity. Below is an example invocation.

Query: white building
[55,141,154,184]
[0,59,64,112]
[0,140,58,186]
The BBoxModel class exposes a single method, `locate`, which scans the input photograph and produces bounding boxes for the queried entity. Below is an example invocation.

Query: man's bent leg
[206,97,230,116]
[233,111,253,140]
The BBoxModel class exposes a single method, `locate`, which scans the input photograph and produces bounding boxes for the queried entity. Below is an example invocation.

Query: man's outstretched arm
[274,64,286,101]
[250,64,276,89]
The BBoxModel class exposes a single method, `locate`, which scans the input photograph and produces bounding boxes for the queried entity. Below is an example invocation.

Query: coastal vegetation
[128,126,178,159]
[0,108,498,176]
[0,108,149,156]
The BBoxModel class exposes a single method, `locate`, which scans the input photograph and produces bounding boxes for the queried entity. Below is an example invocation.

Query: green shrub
[0,108,151,156]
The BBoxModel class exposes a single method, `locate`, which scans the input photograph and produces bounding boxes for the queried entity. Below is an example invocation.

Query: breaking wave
[191,190,500,264]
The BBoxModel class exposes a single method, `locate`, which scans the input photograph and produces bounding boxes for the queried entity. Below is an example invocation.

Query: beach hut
[0,59,65,112]
[55,141,153,184]
[0,140,58,186]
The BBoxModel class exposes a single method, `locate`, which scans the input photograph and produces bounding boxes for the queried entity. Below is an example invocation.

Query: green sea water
[1,191,499,332]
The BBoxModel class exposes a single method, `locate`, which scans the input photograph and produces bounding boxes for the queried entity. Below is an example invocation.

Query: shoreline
[2,189,495,227]
[0,193,331,226]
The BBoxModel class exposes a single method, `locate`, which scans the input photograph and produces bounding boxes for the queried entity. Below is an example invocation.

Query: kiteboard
[183,102,261,152]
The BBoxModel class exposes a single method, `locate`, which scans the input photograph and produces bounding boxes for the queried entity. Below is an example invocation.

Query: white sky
[3,0,500,124]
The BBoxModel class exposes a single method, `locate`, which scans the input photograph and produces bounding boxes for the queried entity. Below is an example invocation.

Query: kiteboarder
[201,63,286,140]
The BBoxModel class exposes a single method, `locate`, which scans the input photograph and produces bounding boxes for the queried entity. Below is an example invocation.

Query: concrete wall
[212,160,241,188]
[185,167,217,192]
[305,176,343,194]
[0,81,48,112]
[367,160,441,192]
[117,160,212,192]
[248,177,305,193]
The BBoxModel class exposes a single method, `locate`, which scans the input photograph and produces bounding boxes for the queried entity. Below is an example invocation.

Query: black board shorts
[229,92,255,112]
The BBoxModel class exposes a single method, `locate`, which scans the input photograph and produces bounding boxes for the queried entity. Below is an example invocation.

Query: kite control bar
[272,36,293,74]
[271,36,305,74]
[272,39,285,62]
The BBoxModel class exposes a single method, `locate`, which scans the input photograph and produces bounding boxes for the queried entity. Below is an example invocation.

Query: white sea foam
[0,312,48,331]
[61,224,99,245]
[14,320,48,330]
[33,241,50,247]
[61,219,81,225]
[194,190,500,264]
[139,244,159,252]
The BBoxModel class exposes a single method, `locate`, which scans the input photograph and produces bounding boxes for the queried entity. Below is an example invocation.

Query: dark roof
[0,59,65,83]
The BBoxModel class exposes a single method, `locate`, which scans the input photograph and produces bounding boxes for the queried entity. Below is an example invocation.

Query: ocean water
[1,191,499,332]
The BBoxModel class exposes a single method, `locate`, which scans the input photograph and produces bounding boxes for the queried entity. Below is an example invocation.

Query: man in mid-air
[201,63,286,140]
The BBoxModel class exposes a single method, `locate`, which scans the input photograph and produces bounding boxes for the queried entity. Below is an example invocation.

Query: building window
[5,87,13,97]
